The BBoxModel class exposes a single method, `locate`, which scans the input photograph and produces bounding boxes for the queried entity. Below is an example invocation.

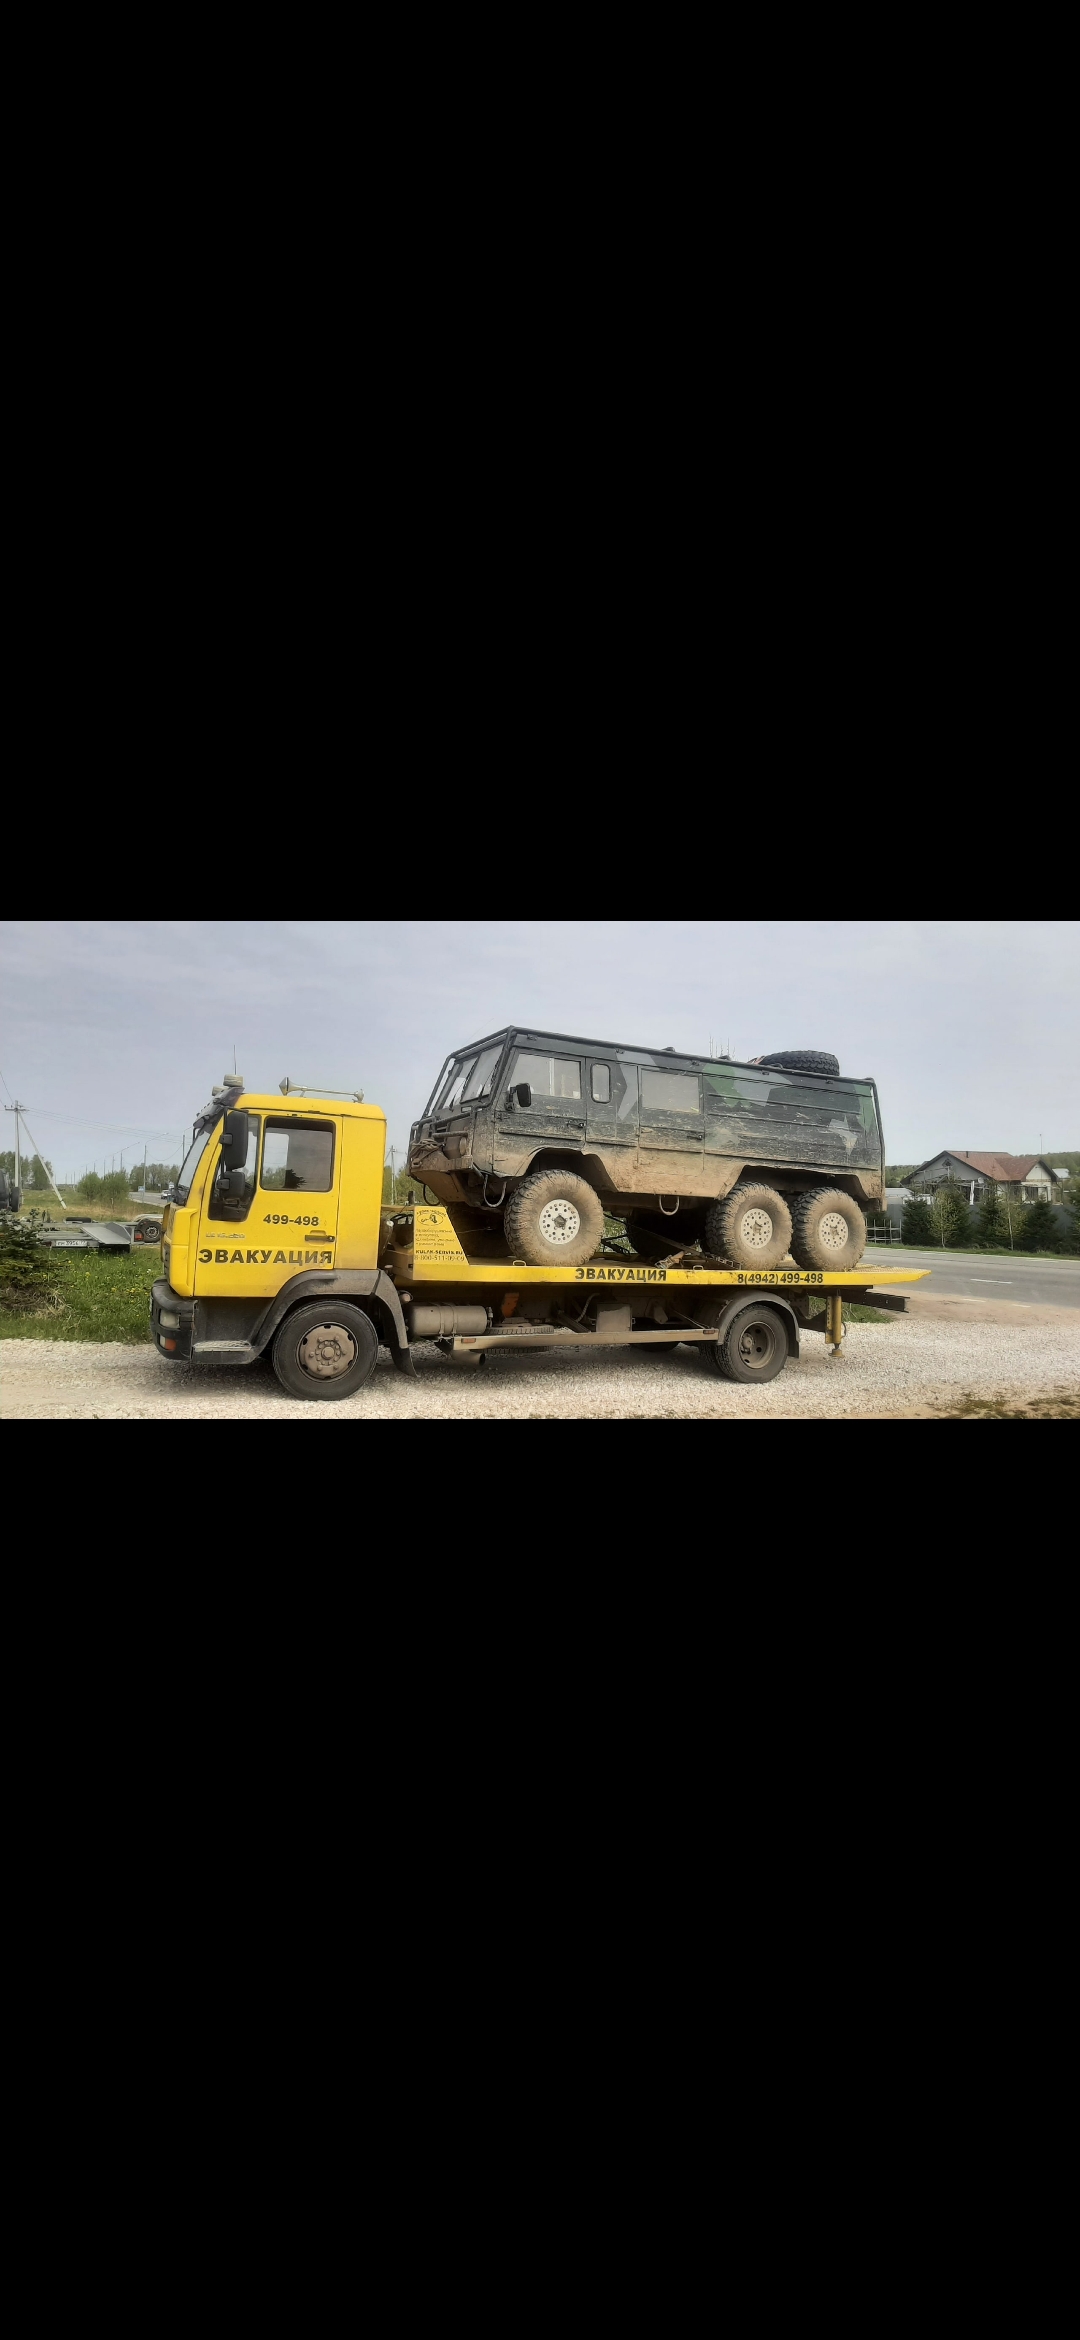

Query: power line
[9,1108,189,1137]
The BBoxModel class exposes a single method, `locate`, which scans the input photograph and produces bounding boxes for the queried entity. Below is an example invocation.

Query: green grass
[803,1298,893,1325]
[0,1247,159,1342]
[886,1244,1076,1262]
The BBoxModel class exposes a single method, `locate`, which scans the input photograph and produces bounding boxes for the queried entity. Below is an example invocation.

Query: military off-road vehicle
[407,1028,885,1270]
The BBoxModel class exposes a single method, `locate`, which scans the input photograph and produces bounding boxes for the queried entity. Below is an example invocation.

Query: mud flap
[392,1341,417,1376]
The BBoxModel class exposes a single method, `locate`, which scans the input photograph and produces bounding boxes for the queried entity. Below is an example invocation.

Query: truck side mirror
[227,1168,247,1197]
[508,1083,532,1109]
[220,1108,250,1164]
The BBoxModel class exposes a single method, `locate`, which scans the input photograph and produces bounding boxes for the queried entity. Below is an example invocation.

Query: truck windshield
[175,1129,212,1203]
[435,1045,503,1113]
[436,1058,477,1112]
[462,1045,502,1102]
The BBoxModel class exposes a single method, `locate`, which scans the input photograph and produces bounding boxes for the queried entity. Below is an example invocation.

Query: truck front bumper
[150,1278,195,1360]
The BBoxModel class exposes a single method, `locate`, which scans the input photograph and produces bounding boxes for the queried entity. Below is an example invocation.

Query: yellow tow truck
[151,1078,929,1398]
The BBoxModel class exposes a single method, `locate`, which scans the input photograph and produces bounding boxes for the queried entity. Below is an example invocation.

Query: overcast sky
[1,920,1077,1180]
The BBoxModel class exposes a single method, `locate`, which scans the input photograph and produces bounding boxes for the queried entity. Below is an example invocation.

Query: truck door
[637,1066,705,1189]
[586,1055,637,1171]
[194,1114,340,1301]
[495,1047,586,1155]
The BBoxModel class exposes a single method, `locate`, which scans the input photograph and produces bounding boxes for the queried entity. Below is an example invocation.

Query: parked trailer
[35,1216,162,1253]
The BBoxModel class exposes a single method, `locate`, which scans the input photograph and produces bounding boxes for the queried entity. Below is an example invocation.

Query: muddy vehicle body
[407,1028,886,1271]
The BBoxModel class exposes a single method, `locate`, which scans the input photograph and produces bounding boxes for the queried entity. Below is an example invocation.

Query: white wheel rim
[297,1322,358,1378]
[739,1207,774,1248]
[818,1212,849,1249]
[538,1198,581,1245]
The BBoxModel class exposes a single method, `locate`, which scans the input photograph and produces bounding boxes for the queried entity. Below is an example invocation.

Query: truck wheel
[755,1050,840,1076]
[504,1169,604,1266]
[705,1304,788,1382]
[271,1302,379,1400]
[790,1188,866,1271]
[704,1184,792,1269]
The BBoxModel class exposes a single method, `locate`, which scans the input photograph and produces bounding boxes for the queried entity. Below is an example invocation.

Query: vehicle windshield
[175,1128,212,1203]
[433,1043,503,1114]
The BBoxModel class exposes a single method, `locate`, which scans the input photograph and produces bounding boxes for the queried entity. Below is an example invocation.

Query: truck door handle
[566,1118,586,1128]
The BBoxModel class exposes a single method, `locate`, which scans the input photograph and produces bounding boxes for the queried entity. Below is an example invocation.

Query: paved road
[862,1247,1080,1308]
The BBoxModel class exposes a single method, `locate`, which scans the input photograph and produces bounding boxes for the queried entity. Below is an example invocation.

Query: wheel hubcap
[297,1322,358,1378]
[538,1199,581,1244]
[739,1324,774,1365]
[739,1207,774,1248]
[818,1212,849,1249]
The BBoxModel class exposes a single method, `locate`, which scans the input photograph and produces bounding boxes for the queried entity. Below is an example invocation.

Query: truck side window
[591,1064,611,1102]
[207,1119,260,1222]
[260,1122,335,1192]
[512,1053,581,1100]
[641,1070,701,1113]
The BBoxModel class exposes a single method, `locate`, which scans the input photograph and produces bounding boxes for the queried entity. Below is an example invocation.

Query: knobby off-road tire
[789,1188,866,1271]
[703,1184,792,1270]
[503,1169,604,1266]
[271,1302,380,1400]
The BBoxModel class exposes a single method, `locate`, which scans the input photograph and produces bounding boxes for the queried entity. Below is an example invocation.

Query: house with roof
[909,1151,1064,1206]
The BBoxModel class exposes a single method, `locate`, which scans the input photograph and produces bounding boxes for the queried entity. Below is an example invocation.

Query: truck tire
[790,1188,866,1271]
[504,1169,604,1266]
[755,1050,840,1076]
[704,1184,792,1269]
[704,1304,789,1383]
[271,1301,380,1400]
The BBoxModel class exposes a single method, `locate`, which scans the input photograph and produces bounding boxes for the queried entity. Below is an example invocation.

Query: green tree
[25,1153,54,1191]
[974,1185,1006,1248]
[1016,1199,1060,1253]
[927,1183,971,1248]
[77,1171,103,1200]
[100,1170,130,1206]
[901,1198,933,1245]
[0,1213,62,1312]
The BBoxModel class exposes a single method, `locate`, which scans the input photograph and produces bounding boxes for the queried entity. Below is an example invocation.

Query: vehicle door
[493,1047,586,1160]
[194,1113,340,1301]
[637,1065,705,1188]
[585,1055,636,1174]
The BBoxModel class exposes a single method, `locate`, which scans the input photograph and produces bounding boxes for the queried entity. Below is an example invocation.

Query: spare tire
[755,1050,840,1076]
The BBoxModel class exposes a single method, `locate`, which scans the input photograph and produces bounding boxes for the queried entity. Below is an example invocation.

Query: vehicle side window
[641,1070,701,1112]
[207,1119,260,1222]
[591,1064,611,1102]
[513,1053,581,1100]
[260,1122,335,1192]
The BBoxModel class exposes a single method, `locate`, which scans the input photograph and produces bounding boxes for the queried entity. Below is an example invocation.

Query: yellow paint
[411,1206,468,1266]
[187,1094,386,1304]
[337,1114,386,1268]
[165,1207,198,1296]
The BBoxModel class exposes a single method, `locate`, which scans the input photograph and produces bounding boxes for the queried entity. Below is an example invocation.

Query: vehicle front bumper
[150,1278,195,1360]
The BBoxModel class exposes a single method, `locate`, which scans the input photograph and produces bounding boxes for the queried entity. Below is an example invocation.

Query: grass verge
[0,1248,159,1342]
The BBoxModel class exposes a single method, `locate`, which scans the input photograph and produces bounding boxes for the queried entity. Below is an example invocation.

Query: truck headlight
[159,1309,180,1329]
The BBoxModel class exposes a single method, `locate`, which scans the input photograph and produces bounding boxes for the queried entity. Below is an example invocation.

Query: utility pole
[4,1100,68,1213]
[4,1102,23,1191]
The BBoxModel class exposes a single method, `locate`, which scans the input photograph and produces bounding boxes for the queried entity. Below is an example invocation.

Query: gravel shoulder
[3,1304,1079,1418]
